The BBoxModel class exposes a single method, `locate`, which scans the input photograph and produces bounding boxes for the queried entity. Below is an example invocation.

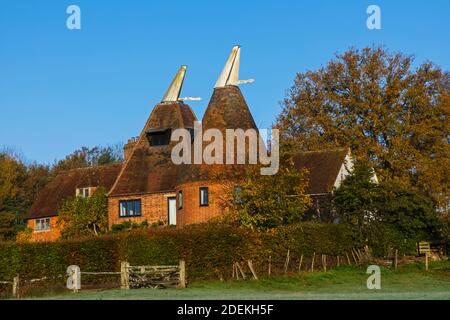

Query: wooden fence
[0,260,186,298]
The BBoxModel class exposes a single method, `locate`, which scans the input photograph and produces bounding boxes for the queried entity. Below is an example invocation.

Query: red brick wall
[28,216,61,242]
[176,181,228,227]
[108,192,173,228]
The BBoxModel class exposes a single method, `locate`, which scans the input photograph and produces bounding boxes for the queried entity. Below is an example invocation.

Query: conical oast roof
[109,101,197,196]
[204,45,257,132]
[109,66,197,196]
[177,46,258,186]
[202,85,257,133]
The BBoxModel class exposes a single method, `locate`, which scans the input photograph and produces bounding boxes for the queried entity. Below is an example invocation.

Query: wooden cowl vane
[109,66,198,197]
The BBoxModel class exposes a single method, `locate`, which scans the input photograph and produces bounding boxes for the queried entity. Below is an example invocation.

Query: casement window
[119,200,142,217]
[199,187,209,206]
[76,187,90,198]
[146,129,172,146]
[178,191,183,209]
[35,218,51,232]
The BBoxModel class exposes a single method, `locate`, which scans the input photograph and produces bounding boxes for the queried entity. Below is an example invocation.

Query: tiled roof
[202,86,257,132]
[293,148,349,194]
[28,164,122,219]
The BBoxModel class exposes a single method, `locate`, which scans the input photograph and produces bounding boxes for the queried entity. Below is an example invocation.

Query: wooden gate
[121,260,186,289]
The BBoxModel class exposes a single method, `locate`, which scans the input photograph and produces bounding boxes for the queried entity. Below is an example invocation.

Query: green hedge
[0,222,362,282]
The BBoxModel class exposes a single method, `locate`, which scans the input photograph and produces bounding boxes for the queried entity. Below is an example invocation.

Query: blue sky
[1,0,449,164]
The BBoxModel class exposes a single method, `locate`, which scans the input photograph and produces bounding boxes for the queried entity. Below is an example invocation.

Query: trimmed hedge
[0,222,362,282]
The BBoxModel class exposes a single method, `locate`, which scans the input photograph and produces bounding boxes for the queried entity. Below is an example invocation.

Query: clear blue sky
[1,0,449,164]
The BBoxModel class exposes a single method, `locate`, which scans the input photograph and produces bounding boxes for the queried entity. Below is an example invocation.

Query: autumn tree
[277,47,449,207]
[57,187,109,239]
[0,153,27,240]
[0,151,50,240]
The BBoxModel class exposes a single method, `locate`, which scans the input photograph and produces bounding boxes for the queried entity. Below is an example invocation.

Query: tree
[224,163,311,230]
[333,161,445,254]
[0,149,51,240]
[379,184,444,242]
[57,187,109,239]
[0,153,28,240]
[277,46,449,206]
[333,161,380,228]
[51,144,123,176]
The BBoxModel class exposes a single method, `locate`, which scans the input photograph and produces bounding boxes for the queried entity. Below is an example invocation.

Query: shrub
[111,220,149,233]
[58,187,109,239]
[0,222,360,285]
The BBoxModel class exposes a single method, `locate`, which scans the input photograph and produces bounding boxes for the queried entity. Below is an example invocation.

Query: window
[199,187,209,206]
[119,200,142,217]
[146,129,172,146]
[178,191,183,209]
[35,218,51,231]
[76,187,90,198]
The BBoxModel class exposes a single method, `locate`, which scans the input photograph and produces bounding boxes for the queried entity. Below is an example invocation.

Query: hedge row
[0,222,362,282]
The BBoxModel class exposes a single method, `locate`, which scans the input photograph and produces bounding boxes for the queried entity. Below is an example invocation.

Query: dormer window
[146,129,172,146]
[76,187,91,198]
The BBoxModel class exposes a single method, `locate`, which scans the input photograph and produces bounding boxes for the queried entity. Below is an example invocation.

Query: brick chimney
[123,137,138,161]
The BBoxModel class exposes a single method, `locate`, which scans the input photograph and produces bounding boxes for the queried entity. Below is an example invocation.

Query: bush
[111,220,150,233]
[0,222,361,285]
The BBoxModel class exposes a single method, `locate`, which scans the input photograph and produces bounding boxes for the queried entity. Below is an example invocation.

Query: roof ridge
[56,162,123,175]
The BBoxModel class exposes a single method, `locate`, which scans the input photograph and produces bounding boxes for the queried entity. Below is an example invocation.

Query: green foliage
[0,223,359,283]
[111,220,150,233]
[226,165,312,230]
[333,161,446,256]
[333,162,380,227]
[58,188,109,239]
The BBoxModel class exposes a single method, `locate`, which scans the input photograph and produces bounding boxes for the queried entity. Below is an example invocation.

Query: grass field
[32,261,450,300]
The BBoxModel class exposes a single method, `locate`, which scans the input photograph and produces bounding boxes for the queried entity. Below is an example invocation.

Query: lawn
[33,261,450,300]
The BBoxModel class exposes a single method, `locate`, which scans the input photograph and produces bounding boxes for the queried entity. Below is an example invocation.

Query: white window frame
[35,218,51,232]
[76,187,91,198]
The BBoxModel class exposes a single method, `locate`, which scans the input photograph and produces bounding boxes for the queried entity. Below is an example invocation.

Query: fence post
[298,254,303,274]
[284,250,290,275]
[179,259,186,288]
[121,261,130,290]
[425,253,429,272]
[12,275,19,299]
[247,260,258,280]
[73,267,80,293]
[394,249,398,270]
